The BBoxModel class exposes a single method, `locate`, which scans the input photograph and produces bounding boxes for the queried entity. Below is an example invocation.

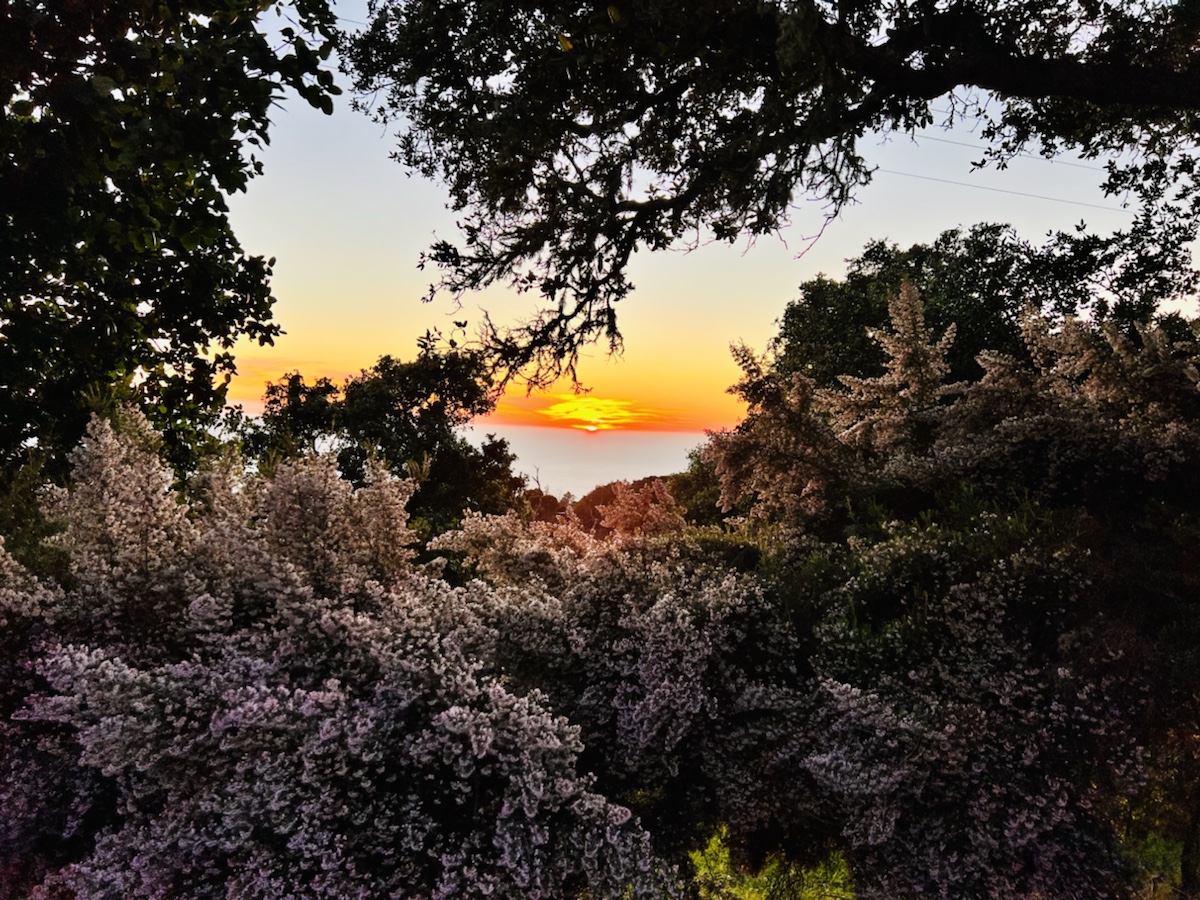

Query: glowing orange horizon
[227,353,748,433]
[536,394,675,432]
[485,391,737,433]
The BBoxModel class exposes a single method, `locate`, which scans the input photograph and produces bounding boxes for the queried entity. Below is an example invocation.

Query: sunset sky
[222,3,1141,493]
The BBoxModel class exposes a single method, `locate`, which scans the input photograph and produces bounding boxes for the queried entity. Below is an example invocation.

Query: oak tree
[243,348,526,533]
[773,222,1198,387]
[343,0,1200,381]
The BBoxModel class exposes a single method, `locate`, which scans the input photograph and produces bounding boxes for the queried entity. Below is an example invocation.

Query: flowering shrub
[0,411,673,898]
[596,480,687,540]
[4,277,1196,900]
[803,524,1141,898]
[435,510,830,866]
[706,283,1200,894]
[432,493,1148,897]
[713,283,1200,529]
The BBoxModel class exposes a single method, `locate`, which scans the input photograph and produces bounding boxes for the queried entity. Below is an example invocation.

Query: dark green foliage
[243,372,342,460]
[667,448,735,528]
[2,0,339,478]
[337,351,495,485]
[343,0,1200,381]
[412,430,526,535]
[242,348,526,534]
[0,456,66,581]
[773,223,1198,387]
[713,285,1200,894]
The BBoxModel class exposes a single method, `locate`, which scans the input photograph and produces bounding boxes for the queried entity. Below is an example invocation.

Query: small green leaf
[90,74,117,95]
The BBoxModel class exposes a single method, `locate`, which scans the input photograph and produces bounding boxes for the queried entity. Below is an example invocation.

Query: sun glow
[493,393,680,432]
[540,395,669,431]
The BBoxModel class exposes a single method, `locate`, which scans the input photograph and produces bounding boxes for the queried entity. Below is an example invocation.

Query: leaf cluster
[240,348,526,534]
[342,0,1200,384]
[1,0,340,478]
[772,222,1199,387]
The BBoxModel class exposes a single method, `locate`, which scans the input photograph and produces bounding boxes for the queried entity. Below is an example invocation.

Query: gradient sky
[221,3,1142,492]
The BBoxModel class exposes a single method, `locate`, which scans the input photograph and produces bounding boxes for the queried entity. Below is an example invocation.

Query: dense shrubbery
[3,286,1200,896]
[0,413,673,898]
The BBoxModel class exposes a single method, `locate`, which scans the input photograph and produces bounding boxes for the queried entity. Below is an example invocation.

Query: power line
[915,134,1105,171]
[923,107,1116,171]
[876,168,1132,214]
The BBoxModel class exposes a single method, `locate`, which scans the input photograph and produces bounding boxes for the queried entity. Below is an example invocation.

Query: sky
[223,4,1142,497]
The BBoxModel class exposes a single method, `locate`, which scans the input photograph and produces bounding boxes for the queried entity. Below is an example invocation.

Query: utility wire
[924,107,1117,171]
[914,134,1105,171]
[876,168,1132,214]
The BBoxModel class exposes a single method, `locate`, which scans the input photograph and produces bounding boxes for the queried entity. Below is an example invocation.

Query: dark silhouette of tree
[2,0,339,477]
[243,348,525,533]
[342,0,1200,382]
[772,223,1198,387]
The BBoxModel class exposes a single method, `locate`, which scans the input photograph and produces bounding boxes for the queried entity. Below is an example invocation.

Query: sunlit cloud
[494,393,681,432]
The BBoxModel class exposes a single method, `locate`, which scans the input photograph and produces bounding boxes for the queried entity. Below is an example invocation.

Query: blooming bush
[435,509,832,868]
[803,523,1141,898]
[4,276,1197,900]
[431,493,1150,897]
[0,411,673,898]
[707,283,1200,894]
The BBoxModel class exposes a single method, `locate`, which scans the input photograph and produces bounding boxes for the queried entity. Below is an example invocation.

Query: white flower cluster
[0,412,674,899]
[712,284,1200,524]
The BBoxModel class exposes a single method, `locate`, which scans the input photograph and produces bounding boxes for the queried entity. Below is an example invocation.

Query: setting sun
[492,392,684,432]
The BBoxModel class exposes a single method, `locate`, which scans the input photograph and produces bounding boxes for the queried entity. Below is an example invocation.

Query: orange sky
[222,54,1137,438]
[226,352,749,434]
[487,388,741,433]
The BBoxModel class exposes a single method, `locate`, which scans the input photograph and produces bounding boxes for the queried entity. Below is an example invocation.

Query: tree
[773,223,1198,387]
[2,0,340,477]
[342,0,1200,381]
[711,283,1200,892]
[242,348,526,533]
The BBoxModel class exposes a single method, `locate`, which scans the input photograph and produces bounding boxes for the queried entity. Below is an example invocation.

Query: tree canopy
[1,0,339,477]
[241,348,526,533]
[772,222,1198,387]
[343,0,1200,382]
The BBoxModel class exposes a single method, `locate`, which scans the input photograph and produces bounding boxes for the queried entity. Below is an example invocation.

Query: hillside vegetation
[5,286,1200,897]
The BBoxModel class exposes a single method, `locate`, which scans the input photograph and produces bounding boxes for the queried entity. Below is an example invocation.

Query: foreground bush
[5,278,1196,899]
[0,412,672,898]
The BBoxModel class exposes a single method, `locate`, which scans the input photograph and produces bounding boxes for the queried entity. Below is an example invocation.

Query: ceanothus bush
[0,411,676,899]
[0,304,1177,900]
[803,525,1141,899]
[434,510,836,869]
[435,502,1146,898]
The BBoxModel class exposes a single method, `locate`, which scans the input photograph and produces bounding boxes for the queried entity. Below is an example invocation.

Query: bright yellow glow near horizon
[222,67,1137,439]
[520,393,675,431]
[227,347,750,433]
